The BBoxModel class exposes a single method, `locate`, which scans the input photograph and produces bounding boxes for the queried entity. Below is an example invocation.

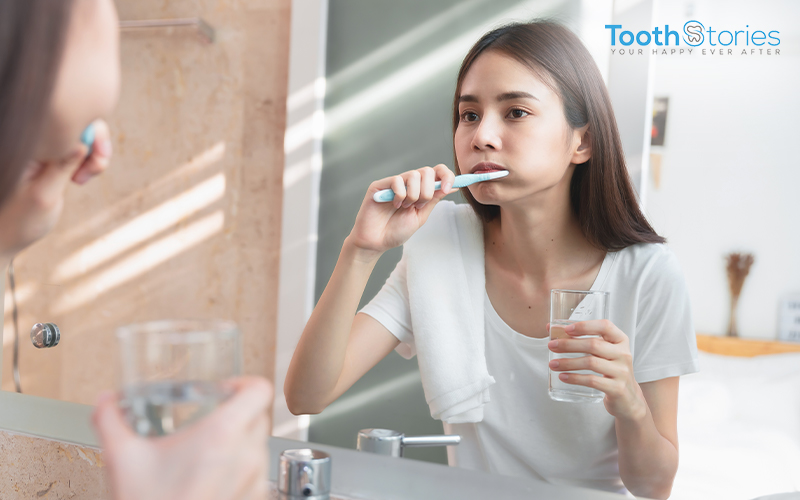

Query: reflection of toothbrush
[372,170,509,203]
[80,123,95,152]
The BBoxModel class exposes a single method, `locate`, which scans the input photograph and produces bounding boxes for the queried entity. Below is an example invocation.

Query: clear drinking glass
[549,290,610,403]
[116,319,242,436]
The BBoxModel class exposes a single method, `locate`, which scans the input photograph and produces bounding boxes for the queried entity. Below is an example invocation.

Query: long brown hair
[0,0,75,209]
[453,21,665,251]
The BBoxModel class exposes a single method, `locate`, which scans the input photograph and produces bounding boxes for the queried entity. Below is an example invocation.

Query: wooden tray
[696,333,800,357]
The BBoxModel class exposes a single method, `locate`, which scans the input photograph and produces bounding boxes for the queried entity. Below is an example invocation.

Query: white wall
[645,0,800,339]
[274,0,327,440]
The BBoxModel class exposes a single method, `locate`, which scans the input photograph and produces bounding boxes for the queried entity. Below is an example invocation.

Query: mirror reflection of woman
[0,1,271,499]
[286,21,698,499]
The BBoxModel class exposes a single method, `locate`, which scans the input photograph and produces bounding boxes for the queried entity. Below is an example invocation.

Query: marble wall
[0,432,108,498]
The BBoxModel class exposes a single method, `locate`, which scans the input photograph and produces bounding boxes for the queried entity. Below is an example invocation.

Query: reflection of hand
[71,119,113,185]
[0,120,114,254]
[93,376,272,500]
[547,320,646,421]
[347,164,456,260]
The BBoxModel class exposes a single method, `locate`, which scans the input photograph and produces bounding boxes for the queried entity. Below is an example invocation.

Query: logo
[683,20,704,46]
[605,20,782,56]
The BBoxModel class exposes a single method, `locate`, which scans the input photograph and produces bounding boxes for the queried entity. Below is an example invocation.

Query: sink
[268,437,646,500]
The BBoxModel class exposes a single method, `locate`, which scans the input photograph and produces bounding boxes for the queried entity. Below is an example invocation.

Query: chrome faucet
[356,428,460,458]
[278,449,331,500]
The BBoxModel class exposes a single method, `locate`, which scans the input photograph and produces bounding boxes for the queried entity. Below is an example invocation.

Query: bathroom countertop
[268,482,354,500]
[269,437,647,500]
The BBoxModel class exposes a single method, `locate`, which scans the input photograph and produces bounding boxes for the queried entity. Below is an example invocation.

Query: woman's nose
[471,115,502,151]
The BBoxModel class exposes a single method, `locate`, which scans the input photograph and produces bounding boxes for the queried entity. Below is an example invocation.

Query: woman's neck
[483,181,605,288]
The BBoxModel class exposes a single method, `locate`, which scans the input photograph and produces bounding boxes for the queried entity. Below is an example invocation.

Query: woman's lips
[470,162,507,174]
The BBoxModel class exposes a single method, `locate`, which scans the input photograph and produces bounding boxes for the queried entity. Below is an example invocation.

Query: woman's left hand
[548,319,647,421]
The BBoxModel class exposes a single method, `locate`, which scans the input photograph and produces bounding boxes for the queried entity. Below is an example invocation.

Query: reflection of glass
[549,290,610,403]
[116,320,242,436]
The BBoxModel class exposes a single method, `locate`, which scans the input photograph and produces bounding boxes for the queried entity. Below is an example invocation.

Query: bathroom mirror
[0,0,288,424]
[276,0,800,498]
[295,0,617,463]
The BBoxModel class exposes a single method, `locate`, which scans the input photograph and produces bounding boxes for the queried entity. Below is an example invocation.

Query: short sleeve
[358,253,417,359]
[632,247,700,383]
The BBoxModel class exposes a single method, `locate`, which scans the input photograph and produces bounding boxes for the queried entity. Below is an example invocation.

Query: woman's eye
[461,111,479,122]
[508,109,529,119]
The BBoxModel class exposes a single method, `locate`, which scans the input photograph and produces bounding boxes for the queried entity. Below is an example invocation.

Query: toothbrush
[372,170,509,203]
[80,123,96,153]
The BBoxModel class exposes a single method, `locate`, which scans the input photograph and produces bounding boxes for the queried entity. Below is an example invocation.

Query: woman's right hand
[93,376,272,500]
[347,164,456,258]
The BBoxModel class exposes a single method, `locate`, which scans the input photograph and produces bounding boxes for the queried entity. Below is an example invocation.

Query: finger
[432,164,456,194]
[549,354,623,378]
[548,336,617,360]
[207,377,272,437]
[89,119,112,151]
[230,456,269,500]
[73,120,112,185]
[390,175,406,209]
[368,174,400,191]
[416,167,435,208]
[229,424,269,500]
[249,412,269,441]
[246,478,270,500]
[92,391,138,454]
[31,146,88,202]
[72,150,110,185]
[237,476,269,500]
[564,319,627,344]
[225,424,269,500]
[236,412,269,451]
[402,170,421,208]
[557,372,612,393]
[366,177,399,209]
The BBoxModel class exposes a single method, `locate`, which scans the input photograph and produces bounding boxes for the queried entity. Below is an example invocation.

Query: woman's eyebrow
[458,91,539,104]
[497,91,538,101]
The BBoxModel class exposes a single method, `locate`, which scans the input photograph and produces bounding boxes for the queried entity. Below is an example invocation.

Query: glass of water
[549,290,609,403]
[116,320,242,436]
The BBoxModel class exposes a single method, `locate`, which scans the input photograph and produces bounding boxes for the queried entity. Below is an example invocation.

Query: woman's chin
[470,189,505,206]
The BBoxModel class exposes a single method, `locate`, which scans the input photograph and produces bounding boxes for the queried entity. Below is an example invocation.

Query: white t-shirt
[361,237,699,494]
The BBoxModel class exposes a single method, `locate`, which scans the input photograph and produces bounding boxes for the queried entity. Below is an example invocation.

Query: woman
[286,21,698,499]
[0,1,271,499]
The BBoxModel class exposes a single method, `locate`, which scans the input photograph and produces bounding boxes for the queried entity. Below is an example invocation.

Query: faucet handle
[357,428,460,458]
[401,434,461,448]
[278,449,331,500]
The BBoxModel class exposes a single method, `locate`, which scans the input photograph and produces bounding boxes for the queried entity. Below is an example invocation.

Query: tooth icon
[683,21,704,45]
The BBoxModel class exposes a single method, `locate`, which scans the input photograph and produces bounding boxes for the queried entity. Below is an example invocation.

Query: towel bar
[120,17,215,43]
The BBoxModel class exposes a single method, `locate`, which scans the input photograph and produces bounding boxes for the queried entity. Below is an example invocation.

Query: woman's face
[36,0,121,162]
[454,50,589,208]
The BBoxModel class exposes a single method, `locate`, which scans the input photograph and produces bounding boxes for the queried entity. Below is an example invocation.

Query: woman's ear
[571,125,592,165]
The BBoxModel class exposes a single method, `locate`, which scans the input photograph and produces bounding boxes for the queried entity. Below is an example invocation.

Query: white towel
[403,201,495,423]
